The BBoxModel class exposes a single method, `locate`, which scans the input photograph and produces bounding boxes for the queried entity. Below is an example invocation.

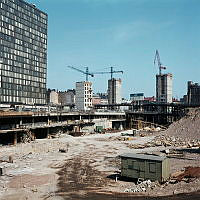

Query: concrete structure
[120,153,170,182]
[156,73,173,103]
[130,93,144,102]
[75,81,92,110]
[0,0,48,105]
[108,78,122,104]
[46,89,58,105]
[187,81,200,105]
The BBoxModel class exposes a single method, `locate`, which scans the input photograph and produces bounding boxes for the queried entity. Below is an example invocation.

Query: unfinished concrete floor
[0,130,200,200]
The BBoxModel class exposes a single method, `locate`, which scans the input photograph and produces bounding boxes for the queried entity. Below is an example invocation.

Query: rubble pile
[174,167,200,182]
[163,108,200,140]
[124,180,159,193]
[128,135,200,149]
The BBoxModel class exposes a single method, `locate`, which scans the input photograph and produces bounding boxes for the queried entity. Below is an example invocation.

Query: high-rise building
[156,73,172,103]
[75,81,92,110]
[187,81,200,105]
[0,0,48,105]
[108,78,122,104]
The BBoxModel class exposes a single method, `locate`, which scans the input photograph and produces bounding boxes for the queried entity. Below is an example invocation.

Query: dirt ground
[0,130,200,200]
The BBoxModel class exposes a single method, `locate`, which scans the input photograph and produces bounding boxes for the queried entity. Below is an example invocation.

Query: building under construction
[187,81,200,105]
[156,73,173,103]
[75,81,93,111]
[154,50,173,103]
[108,78,122,104]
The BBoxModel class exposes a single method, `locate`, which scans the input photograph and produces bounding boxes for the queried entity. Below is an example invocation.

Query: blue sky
[28,0,200,99]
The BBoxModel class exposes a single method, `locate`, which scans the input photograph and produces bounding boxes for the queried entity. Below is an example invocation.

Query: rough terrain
[1,108,200,199]
[0,128,199,200]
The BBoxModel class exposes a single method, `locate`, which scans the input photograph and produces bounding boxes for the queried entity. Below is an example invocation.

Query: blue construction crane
[67,66,94,81]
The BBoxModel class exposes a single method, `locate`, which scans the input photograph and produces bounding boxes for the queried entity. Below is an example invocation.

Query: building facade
[92,93,108,106]
[187,81,200,105]
[0,0,48,105]
[108,78,122,104]
[156,73,172,103]
[65,89,75,105]
[46,89,58,105]
[58,89,75,105]
[130,93,144,102]
[75,81,92,110]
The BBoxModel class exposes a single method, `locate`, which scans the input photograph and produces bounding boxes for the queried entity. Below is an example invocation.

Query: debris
[165,149,170,154]
[0,166,6,176]
[32,188,38,192]
[176,167,200,181]
[59,148,67,153]
[163,108,200,140]
[9,156,13,163]
[121,132,133,136]
[127,135,200,149]
[124,179,158,193]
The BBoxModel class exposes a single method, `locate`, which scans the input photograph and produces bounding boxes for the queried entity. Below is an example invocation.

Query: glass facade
[0,0,47,104]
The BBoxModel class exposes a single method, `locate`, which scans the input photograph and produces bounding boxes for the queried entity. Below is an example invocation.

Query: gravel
[163,108,200,140]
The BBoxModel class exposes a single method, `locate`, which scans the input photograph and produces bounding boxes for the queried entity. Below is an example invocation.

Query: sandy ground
[0,130,200,200]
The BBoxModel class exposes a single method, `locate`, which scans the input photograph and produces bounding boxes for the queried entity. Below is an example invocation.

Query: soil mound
[163,108,200,140]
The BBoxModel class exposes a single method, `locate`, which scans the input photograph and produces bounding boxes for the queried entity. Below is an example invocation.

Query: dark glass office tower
[0,0,47,105]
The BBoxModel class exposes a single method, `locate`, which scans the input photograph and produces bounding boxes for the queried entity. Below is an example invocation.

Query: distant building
[144,96,156,102]
[58,89,75,105]
[47,89,58,105]
[180,95,188,104]
[108,78,122,104]
[66,89,75,105]
[92,94,101,105]
[58,91,67,105]
[75,81,92,110]
[156,73,173,103]
[92,93,108,105]
[130,93,144,102]
[187,81,200,105]
[97,93,108,100]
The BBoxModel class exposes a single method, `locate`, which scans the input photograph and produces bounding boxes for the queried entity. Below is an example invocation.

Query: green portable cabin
[120,153,170,182]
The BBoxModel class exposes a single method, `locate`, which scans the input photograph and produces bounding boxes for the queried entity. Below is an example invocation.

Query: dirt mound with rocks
[163,108,200,140]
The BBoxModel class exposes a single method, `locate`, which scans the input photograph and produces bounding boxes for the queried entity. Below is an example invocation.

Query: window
[149,163,156,173]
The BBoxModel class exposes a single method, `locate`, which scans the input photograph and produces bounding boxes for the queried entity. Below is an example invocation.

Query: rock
[32,188,38,192]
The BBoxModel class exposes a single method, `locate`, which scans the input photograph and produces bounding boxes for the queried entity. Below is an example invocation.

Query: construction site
[0,106,199,200]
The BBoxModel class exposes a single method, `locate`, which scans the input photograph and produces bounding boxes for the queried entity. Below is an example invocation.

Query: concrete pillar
[74,125,80,132]
[20,118,23,126]
[47,128,50,138]
[48,116,50,125]
[119,122,123,130]
[13,132,17,145]
[32,132,36,140]
[32,117,35,127]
